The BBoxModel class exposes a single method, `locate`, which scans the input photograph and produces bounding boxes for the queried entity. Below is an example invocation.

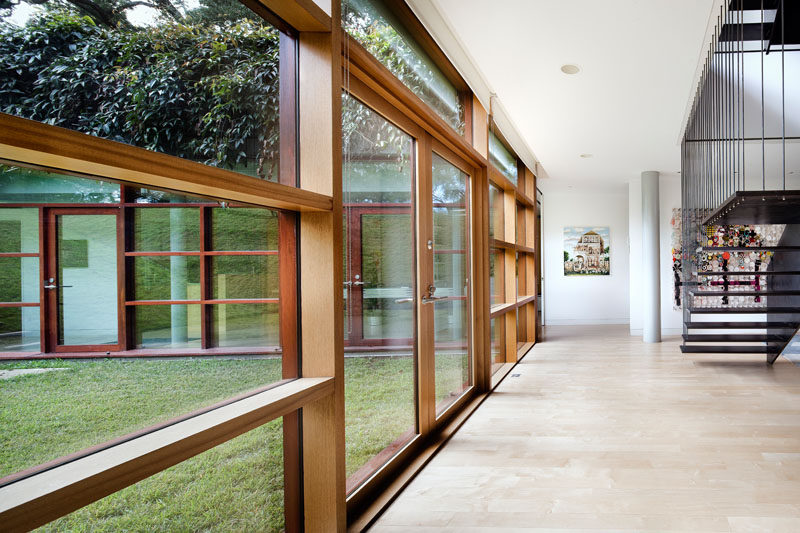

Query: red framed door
[45,208,123,352]
[344,205,415,348]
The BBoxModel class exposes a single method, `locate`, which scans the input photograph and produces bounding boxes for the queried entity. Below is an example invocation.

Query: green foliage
[0,11,280,180]
[342,0,464,134]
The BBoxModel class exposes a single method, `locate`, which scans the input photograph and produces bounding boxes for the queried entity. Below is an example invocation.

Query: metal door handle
[421,295,447,304]
[44,284,72,289]
[394,297,414,304]
[353,281,365,286]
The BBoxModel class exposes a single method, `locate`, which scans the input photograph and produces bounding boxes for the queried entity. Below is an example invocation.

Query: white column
[642,171,661,343]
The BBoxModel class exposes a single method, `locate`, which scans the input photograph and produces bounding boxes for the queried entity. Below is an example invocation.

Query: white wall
[629,174,683,336]
[542,190,630,325]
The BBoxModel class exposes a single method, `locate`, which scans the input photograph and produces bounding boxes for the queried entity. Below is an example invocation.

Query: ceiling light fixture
[580,153,592,158]
[560,64,580,75]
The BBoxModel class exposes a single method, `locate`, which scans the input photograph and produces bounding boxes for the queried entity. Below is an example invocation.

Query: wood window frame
[0,2,326,531]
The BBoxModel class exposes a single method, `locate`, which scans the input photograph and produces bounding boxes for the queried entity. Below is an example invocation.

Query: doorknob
[44,278,72,290]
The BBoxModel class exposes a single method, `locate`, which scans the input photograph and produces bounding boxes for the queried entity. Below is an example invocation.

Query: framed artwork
[564,226,610,275]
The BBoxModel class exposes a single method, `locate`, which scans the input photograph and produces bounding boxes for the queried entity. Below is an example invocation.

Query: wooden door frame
[44,207,124,353]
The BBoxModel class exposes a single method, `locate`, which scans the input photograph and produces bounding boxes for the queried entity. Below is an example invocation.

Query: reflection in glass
[342,0,465,135]
[0,5,281,181]
[57,214,118,346]
[0,307,40,352]
[489,248,504,307]
[431,153,470,415]
[133,208,200,252]
[361,214,413,339]
[489,130,518,185]
[212,303,279,348]
[342,93,416,492]
[0,165,120,204]
[212,256,278,300]
[42,419,284,532]
[0,257,39,303]
[491,317,505,375]
[133,256,201,301]
[212,208,278,251]
[0,207,39,252]
[134,305,201,349]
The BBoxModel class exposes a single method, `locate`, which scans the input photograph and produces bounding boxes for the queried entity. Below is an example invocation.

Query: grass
[1,352,471,530]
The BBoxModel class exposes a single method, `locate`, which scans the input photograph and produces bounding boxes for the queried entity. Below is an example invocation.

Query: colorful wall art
[563,226,610,275]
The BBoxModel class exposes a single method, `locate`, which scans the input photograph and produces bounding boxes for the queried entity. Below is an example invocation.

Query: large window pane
[489,131,518,185]
[212,303,279,348]
[211,208,278,251]
[133,256,201,301]
[37,419,284,532]
[212,256,278,300]
[432,153,470,415]
[0,165,120,204]
[0,5,282,181]
[342,0,465,134]
[0,357,282,478]
[342,93,416,492]
[0,307,40,352]
[134,304,201,349]
[133,208,200,252]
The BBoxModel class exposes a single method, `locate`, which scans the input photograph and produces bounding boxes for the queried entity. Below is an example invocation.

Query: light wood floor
[370,325,800,532]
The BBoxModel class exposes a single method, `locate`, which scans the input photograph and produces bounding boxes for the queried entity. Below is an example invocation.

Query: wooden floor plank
[370,325,800,531]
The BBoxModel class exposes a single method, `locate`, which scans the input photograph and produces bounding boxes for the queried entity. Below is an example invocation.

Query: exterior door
[45,209,122,352]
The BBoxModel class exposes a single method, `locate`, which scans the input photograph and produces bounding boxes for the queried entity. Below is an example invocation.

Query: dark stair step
[694,271,800,276]
[690,290,800,296]
[701,246,800,252]
[685,321,798,329]
[682,334,791,342]
[703,190,800,225]
[680,345,779,354]
[689,306,800,313]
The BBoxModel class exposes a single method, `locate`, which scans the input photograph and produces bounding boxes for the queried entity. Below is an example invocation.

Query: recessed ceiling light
[561,64,580,75]
[580,153,592,158]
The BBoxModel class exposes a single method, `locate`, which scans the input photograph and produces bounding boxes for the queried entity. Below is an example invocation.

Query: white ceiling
[427,0,719,191]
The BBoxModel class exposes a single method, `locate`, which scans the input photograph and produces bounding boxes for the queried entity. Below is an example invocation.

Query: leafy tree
[0,9,281,180]
[0,0,185,28]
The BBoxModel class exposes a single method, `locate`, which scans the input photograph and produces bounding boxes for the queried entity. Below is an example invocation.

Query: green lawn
[0,353,470,531]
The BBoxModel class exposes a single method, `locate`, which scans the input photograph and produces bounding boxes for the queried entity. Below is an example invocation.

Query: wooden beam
[0,378,334,533]
[298,17,346,531]
[0,114,332,213]
[252,0,331,31]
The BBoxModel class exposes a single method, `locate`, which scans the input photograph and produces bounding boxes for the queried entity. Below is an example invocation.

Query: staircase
[680,193,800,364]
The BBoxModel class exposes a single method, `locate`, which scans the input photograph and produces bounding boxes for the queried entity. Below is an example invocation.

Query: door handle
[394,297,414,304]
[353,281,365,286]
[421,295,447,304]
[44,284,72,290]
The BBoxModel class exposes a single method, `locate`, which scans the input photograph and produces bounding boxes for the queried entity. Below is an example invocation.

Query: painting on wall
[564,226,610,275]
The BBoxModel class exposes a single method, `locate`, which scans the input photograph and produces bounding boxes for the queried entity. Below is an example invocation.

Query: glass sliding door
[430,152,471,416]
[342,94,417,493]
[47,210,121,351]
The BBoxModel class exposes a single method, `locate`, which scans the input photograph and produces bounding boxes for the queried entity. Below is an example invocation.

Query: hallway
[372,325,800,532]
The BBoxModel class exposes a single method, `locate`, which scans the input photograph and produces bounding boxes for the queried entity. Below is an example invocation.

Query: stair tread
[690,290,800,296]
[682,334,791,342]
[680,345,779,354]
[686,321,798,329]
[701,246,800,251]
[694,271,800,276]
